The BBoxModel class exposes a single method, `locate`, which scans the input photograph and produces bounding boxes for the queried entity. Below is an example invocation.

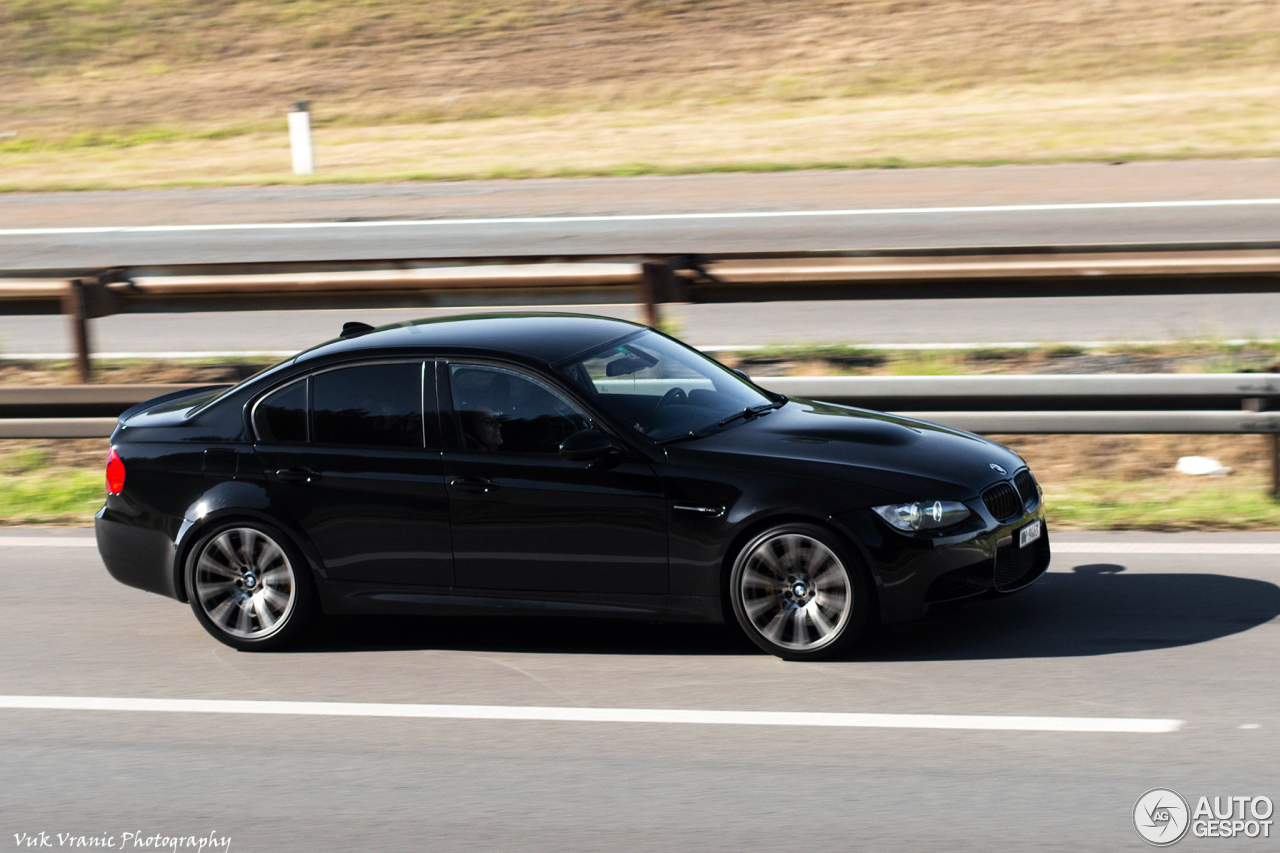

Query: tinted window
[255,379,308,443]
[313,363,424,449]
[449,364,590,454]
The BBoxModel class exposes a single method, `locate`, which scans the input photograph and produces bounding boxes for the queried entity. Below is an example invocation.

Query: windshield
[557,330,777,441]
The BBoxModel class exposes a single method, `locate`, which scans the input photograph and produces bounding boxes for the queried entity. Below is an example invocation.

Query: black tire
[185,520,318,651]
[728,523,871,661]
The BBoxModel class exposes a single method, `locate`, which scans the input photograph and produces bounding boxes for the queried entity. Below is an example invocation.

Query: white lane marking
[1,198,1278,236]
[0,695,1181,732]
[0,537,96,547]
[1055,542,1280,555]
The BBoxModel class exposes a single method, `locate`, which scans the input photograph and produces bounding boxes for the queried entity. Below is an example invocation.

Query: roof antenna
[340,321,376,339]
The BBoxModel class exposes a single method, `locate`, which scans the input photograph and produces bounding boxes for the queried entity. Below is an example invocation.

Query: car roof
[294,313,646,366]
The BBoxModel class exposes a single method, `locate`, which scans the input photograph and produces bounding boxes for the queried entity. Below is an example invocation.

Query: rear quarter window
[254,379,308,443]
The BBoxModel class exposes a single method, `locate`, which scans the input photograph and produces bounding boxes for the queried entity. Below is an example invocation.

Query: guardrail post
[639,262,667,328]
[1271,434,1280,498]
[62,279,93,383]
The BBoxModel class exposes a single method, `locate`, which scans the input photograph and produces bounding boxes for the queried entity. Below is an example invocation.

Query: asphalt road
[2,529,1277,851]
[1,160,1278,268]
[3,201,1279,269]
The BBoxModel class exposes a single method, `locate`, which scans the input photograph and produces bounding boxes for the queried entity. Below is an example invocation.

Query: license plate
[1019,520,1042,549]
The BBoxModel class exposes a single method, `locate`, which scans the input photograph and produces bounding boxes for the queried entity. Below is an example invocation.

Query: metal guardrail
[4,373,1276,497]
[5,241,1280,381]
[0,418,120,439]
[3,372,1276,433]
[5,373,1276,410]
[7,412,1277,441]
[5,375,1276,491]
[0,384,195,408]
[10,246,1280,305]
[899,411,1280,433]
[762,374,1280,410]
[761,374,1280,398]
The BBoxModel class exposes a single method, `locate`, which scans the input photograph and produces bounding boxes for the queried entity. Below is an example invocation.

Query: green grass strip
[0,469,104,525]
[1046,479,1280,531]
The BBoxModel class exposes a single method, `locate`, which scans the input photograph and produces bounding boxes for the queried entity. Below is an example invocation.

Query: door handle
[276,467,321,485]
[449,476,499,494]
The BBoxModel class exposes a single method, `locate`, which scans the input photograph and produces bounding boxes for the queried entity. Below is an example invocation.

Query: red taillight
[105,447,126,495]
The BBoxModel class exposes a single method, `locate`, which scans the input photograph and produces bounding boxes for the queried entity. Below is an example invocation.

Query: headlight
[873,500,971,532]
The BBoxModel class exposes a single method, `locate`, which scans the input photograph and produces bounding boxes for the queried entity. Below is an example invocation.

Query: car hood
[665,398,1026,502]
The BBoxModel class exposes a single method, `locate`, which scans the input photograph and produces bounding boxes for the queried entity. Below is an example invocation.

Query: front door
[442,361,667,594]
[253,359,454,588]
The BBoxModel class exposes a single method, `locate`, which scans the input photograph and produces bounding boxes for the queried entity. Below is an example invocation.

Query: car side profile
[95,314,1049,660]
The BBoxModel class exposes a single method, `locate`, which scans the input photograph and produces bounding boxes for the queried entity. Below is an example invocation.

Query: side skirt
[316,580,725,625]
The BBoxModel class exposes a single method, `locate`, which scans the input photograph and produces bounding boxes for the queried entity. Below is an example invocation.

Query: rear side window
[254,379,308,443]
[312,362,424,449]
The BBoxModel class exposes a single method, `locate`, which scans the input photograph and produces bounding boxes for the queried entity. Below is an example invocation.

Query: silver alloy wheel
[737,532,853,652]
[193,527,297,641]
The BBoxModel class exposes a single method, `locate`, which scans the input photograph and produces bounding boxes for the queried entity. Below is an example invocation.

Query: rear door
[441,360,668,594]
[253,359,454,588]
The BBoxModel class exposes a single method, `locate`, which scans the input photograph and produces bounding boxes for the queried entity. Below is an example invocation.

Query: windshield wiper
[658,400,786,445]
[718,400,785,427]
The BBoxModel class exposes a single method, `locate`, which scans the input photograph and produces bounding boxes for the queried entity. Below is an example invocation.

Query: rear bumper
[95,508,180,600]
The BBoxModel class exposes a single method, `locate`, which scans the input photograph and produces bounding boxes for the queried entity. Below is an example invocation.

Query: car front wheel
[186,522,317,651]
[729,523,870,660]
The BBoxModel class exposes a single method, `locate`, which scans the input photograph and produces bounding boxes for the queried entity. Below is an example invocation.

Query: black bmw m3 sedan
[95,314,1049,660]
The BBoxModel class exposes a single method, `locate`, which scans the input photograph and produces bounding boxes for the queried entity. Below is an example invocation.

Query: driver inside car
[461,410,504,450]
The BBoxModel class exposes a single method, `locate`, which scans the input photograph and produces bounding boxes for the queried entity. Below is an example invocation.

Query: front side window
[312,362,424,449]
[448,364,591,454]
[558,330,776,441]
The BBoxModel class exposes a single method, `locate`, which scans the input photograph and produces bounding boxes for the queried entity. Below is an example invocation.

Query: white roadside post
[288,100,314,175]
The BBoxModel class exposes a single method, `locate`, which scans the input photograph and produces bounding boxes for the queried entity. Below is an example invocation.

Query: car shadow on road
[860,563,1280,661]
[304,611,757,656]
[296,563,1280,658]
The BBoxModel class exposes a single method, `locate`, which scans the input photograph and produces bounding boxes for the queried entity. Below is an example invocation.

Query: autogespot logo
[1135,788,1191,846]
[1133,789,1276,844]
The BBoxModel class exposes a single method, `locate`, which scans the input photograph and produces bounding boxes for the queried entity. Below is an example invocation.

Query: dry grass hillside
[2,0,1279,188]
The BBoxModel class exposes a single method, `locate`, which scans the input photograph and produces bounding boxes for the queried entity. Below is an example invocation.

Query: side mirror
[560,428,615,462]
[732,368,750,381]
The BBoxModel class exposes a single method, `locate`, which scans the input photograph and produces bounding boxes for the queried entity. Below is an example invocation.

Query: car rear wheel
[186,522,317,651]
[729,523,870,661]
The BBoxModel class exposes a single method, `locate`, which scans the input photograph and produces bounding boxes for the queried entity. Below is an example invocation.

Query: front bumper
[839,503,1050,624]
